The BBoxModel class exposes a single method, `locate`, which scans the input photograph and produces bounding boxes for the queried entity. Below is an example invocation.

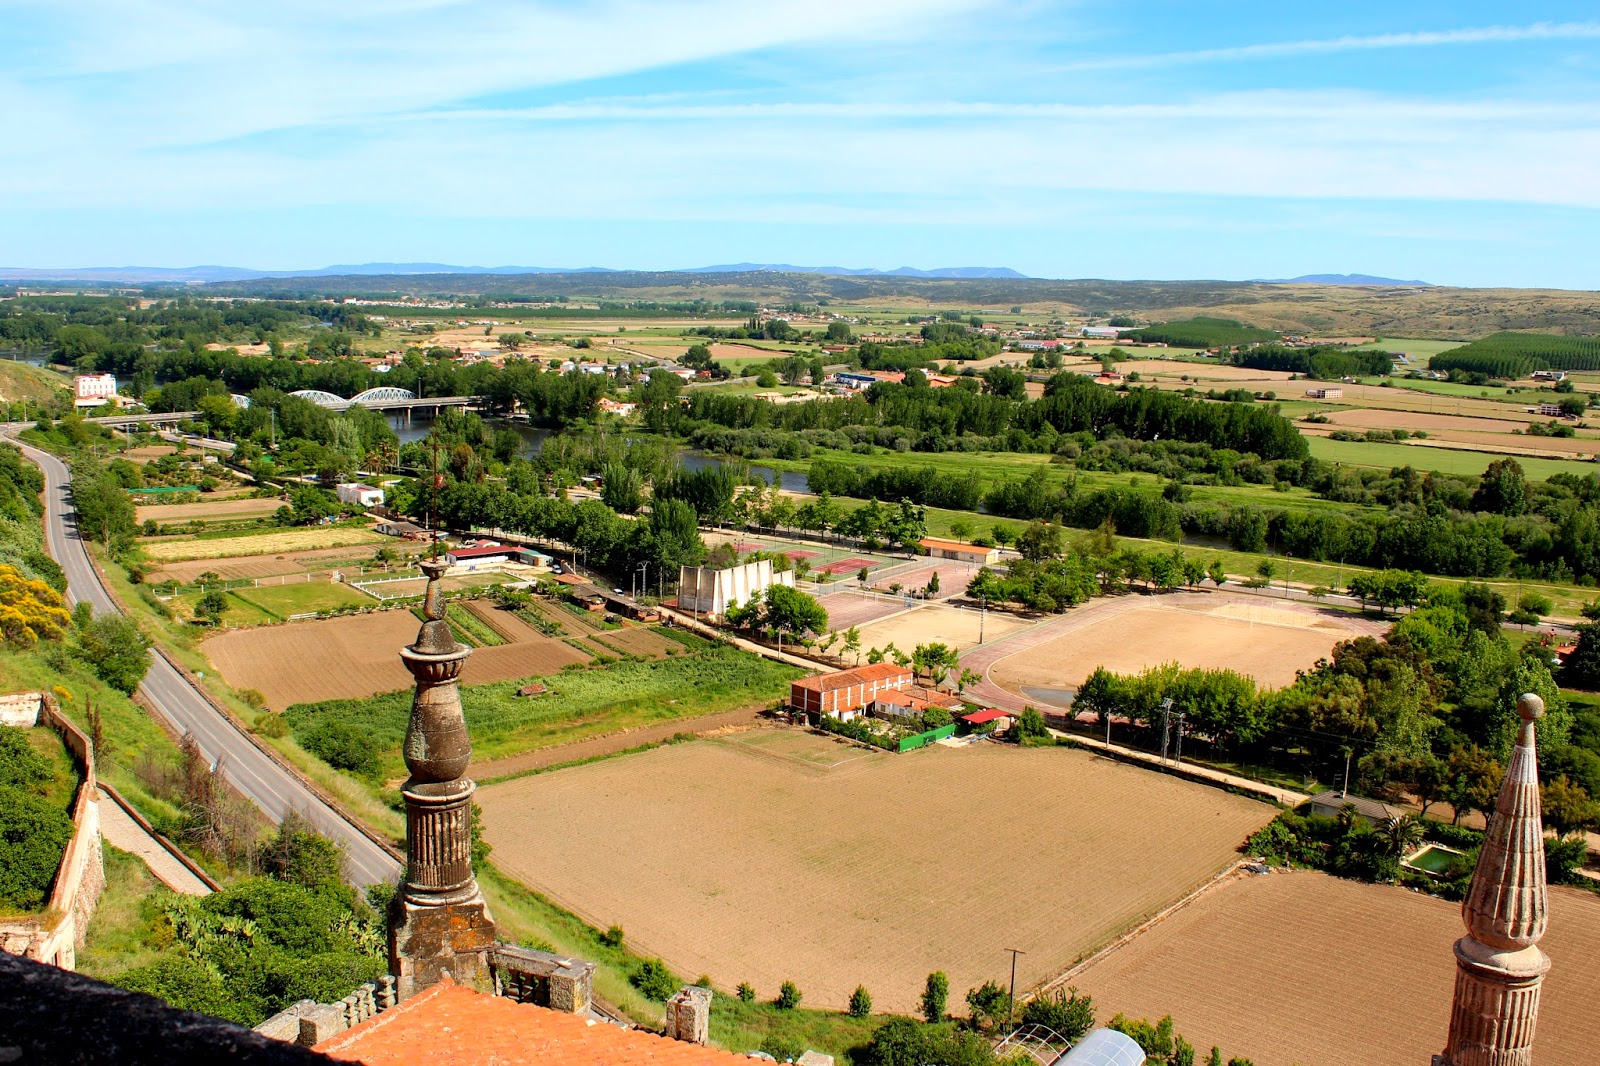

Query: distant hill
[0,262,1026,284]
[685,264,1029,279]
[1261,273,1432,287]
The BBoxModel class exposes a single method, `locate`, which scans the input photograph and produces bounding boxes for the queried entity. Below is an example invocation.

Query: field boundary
[1033,860,1253,1000]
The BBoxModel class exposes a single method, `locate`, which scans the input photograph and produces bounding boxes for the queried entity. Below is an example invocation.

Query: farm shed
[959,708,1015,734]
[1302,790,1403,825]
[918,537,1000,565]
[790,663,914,721]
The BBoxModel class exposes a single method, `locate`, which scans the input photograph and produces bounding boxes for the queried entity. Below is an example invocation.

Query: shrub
[300,720,381,778]
[920,971,948,1022]
[630,958,678,1001]
[0,784,74,911]
[1022,986,1095,1041]
[775,979,802,1009]
[599,924,624,948]
[849,985,873,1018]
[761,1034,804,1063]
[737,981,756,1003]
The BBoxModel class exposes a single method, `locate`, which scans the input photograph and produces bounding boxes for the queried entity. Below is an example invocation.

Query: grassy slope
[76,845,166,981]
[0,360,70,403]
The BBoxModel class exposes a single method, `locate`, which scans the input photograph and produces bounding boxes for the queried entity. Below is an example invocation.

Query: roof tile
[316,981,756,1066]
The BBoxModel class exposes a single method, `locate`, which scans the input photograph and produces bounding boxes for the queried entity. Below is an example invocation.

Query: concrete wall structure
[0,693,104,972]
[677,559,794,620]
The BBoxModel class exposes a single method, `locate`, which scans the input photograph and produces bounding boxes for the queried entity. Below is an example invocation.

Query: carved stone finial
[390,553,495,998]
[1435,692,1550,1065]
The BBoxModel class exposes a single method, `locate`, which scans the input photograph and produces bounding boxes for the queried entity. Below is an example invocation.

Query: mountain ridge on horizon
[0,261,1031,284]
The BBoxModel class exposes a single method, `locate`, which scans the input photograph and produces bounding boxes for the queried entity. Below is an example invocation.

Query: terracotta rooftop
[791,662,912,692]
[315,980,755,1066]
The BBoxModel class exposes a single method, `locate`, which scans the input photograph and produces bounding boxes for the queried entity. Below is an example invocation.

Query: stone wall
[0,692,104,971]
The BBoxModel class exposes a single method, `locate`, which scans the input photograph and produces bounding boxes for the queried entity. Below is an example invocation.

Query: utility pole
[1173,712,1185,767]
[978,593,986,645]
[1005,948,1026,1029]
[1341,746,1353,799]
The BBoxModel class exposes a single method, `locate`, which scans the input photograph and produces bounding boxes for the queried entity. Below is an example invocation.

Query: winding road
[9,430,401,888]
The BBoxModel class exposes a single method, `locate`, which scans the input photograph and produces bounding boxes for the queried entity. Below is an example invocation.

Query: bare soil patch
[1069,869,1600,1066]
[990,598,1365,693]
[591,627,674,658]
[1324,408,1532,433]
[479,738,1274,1012]
[135,497,282,522]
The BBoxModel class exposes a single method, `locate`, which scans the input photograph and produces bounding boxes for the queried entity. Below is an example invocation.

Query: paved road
[9,431,400,888]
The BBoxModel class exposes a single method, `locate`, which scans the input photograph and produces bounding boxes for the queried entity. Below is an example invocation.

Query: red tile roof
[961,709,1015,724]
[316,980,754,1066]
[791,662,912,692]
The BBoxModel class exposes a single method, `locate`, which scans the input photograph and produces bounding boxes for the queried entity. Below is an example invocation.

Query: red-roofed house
[789,663,913,720]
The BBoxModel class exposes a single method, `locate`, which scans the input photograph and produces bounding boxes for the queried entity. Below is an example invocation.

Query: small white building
[678,558,795,620]
[335,483,385,507]
[72,374,118,408]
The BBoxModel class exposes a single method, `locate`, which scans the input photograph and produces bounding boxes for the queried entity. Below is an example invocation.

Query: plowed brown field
[1069,870,1600,1066]
[478,737,1274,1012]
[203,610,591,710]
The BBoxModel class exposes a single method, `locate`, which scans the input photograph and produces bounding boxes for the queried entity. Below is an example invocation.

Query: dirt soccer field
[1068,870,1600,1066]
[990,597,1367,693]
[478,735,1274,1012]
[855,601,1034,654]
[203,609,590,709]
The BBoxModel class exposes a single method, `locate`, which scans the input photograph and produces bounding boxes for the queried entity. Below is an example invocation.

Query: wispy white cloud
[1055,20,1600,71]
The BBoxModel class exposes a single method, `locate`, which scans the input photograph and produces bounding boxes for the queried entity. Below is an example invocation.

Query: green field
[285,643,803,774]
[1347,338,1464,365]
[1305,435,1596,479]
[230,579,370,618]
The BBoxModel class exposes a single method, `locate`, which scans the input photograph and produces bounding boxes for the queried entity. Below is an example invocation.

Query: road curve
[9,431,401,888]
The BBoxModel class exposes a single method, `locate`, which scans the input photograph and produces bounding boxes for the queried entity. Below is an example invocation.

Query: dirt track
[479,737,1274,1012]
[1069,869,1600,1066]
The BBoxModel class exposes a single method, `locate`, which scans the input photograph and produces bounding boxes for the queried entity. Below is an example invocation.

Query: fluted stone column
[388,557,497,998]
[1434,694,1550,1066]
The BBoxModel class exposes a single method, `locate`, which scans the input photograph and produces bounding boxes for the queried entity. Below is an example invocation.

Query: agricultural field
[139,524,383,562]
[134,496,282,524]
[285,639,801,772]
[477,736,1276,1013]
[148,543,416,585]
[1304,436,1598,478]
[987,595,1377,700]
[202,606,595,710]
[1068,870,1600,1066]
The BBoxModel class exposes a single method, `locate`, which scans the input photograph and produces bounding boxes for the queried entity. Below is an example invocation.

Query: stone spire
[1434,693,1550,1066]
[388,556,496,998]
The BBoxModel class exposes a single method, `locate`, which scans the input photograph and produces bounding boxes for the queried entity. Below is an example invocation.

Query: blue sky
[4,1,1600,287]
